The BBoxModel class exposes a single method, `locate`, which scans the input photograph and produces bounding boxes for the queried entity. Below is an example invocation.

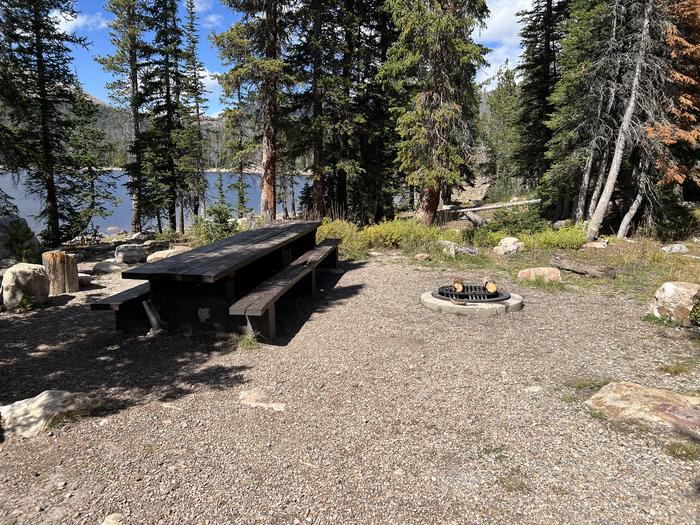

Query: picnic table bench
[90,221,340,339]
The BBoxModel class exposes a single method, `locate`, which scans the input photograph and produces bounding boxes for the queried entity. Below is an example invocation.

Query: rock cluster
[114,244,147,264]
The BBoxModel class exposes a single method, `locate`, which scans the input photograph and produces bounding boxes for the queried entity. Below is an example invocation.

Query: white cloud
[194,0,214,12]
[202,13,224,28]
[202,68,220,91]
[54,12,109,33]
[476,0,532,85]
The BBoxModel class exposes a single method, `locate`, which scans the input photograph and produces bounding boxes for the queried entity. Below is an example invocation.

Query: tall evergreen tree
[175,0,208,223]
[0,0,86,245]
[141,0,184,231]
[516,0,569,187]
[215,0,289,223]
[99,0,148,233]
[382,0,488,224]
[480,63,521,199]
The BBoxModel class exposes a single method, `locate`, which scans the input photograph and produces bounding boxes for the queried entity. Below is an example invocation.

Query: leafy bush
[191,203,238,247]
[520,225,587,250]
[690,302,700,327]
[317,219,462,257]
[487,207,549,234]
[471,229,507,247]
[359,220,461,249]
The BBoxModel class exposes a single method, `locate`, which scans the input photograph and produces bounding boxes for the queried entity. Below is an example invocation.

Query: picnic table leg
[243,306,276,341]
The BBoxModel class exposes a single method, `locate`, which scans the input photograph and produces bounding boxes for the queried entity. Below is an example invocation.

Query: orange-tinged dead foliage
[659,0,700,186]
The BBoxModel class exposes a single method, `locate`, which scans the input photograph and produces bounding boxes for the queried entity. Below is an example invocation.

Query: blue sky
[62,0,530,116]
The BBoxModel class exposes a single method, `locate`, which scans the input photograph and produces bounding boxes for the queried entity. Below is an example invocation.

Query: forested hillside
[0,0,698,246]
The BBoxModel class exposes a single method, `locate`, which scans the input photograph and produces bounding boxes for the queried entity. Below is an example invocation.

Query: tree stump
[42,251,79,296]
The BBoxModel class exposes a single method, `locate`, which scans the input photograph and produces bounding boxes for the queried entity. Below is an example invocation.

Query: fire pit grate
[432,284,511,303]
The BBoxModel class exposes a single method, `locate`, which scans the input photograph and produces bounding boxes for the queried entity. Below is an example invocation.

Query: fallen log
[550,255,616,279]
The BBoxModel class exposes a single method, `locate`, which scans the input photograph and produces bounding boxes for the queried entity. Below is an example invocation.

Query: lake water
[0,170,305,235]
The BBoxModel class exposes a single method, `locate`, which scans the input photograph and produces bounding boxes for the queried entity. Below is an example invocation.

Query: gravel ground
[1,256,699,524]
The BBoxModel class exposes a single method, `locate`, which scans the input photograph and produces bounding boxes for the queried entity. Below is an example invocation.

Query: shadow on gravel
[0,299,249,415]
[270,259,367,346]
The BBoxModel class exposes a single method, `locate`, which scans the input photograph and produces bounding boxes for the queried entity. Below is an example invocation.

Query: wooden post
[42,250,79,296]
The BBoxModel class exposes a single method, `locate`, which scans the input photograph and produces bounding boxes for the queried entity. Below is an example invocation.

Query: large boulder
[1,263,49,309]
[587,382,700,432]
[0,390,99,438]
[493,237,524,256]
[146,245,191,263]
[114,244,146,264]
[0,216,40,263]
[517,267,562,283]
[649,281,700,326]
[93,258,126,274]
[661,243,689,254]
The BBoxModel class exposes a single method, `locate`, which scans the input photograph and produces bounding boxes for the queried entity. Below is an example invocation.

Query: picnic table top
[122,221,321,283]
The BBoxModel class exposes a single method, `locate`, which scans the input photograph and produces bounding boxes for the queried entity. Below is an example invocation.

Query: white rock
[1,263,49,309]
[131,231,150,242]
[114,244,146,264]
[100,513,125,525]
[93,259,126,274]
[661,243,689,254]
[493,236,524,256]
[146,246,191,263]
[649,281,700,326]
[239,388,285,412]
[435,240,478,258]
[583,239,608,250]
[0,390,99,438]
[78,273,92,288]
[517,267,562,283]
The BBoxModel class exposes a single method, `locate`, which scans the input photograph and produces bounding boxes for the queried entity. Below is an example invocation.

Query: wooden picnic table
[119,221,322,332]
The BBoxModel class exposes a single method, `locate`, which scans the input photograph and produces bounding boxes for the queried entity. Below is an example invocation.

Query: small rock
[130,231,151,242]
[649,281,700,326]
[415,253,431,262]
[517,267,562,283]
[114,244,146,264]
[100,513,125,525]
[239,388,285,412]
[368,251,383,257]
[661,243,689,254]
[583,240,608,250]
[493,237,524,256]
[1,263,49,309]
[77,273,92,288]
[551,220,568,230]
[93,259,126,274]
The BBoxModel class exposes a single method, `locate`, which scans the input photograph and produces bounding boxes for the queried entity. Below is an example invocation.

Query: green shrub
[488,207,549,235]
[520,225,587,250]
[690,302,700,327]
[191,203,238,247]
[471,228,507,247]
[359,220,461,249]
[316,219,462,258]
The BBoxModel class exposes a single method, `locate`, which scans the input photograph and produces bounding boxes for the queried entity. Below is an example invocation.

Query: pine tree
[99,0,148,233]
[382,0,488,224]
[516,0,569,187]
[175,0,209,225]
[0,0,86,245]
[480,63,521,199]
[215,0,289,223]
[60,90,119,238]
[141,0,184,232]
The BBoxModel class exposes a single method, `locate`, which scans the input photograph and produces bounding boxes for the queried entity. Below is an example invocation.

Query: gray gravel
[1,257,699,524]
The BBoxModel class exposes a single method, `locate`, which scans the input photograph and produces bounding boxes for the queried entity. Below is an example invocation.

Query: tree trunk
[260,0,278,223]
[587,0,651,241]
[311,2,325,217]
[127,2,142,233]
[617,158,649,238]
[587,148,609,220]
[415,183,441,225]
[178,194,185,234]
[575,148,595,222]
[42,251,78,296]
